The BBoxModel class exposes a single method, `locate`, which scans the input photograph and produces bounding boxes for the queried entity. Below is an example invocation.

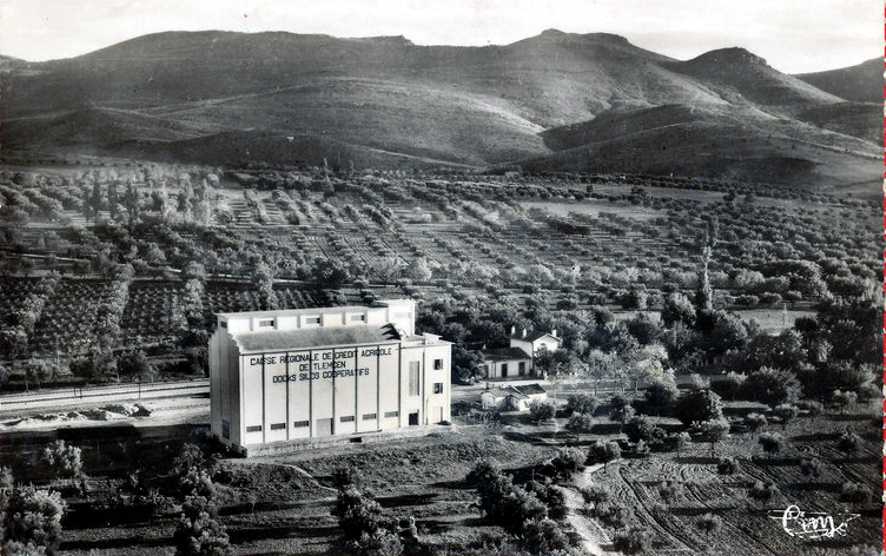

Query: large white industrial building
[208,299,451,454]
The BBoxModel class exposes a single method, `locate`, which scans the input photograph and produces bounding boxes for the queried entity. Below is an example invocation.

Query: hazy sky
[0,0,880,73]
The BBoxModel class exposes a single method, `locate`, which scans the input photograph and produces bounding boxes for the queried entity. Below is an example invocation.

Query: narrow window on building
[384,410,399,418]
[408,362,420,396]
[519,362,526,375]
[258,318,275,328]
[221,419,230,439]
[501,363,509,377]
[408,412,419,426]
[340,415,355,423]
[270,422,286,430]
[219,321,227,328]
[246,425,262,433]
[434,358,444,370]
[433,382,443,394]
[293,420,310,428]
[362,413,377,420]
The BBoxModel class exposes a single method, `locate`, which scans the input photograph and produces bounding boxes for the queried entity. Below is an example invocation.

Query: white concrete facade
[208,299,451,454]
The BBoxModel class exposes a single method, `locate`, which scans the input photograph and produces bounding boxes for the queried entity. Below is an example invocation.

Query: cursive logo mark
[768,505,859,540]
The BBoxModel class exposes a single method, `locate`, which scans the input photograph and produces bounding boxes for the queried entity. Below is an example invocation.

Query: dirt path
[557,463,619,556]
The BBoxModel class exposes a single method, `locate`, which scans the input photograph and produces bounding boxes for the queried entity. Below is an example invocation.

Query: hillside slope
[795,58,881,103]
[0,30,878,189]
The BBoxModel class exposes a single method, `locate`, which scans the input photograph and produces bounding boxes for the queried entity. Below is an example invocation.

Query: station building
[208,299,451,454]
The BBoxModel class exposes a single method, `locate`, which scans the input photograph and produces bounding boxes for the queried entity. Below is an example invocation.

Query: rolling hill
[0,29,879,190]
[795,58,881,103]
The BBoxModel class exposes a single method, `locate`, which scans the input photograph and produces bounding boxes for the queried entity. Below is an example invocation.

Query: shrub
[658,480,683,505]
[744,413,768,433]
[686,373,710,390]
[837,430,861,454]
[771,404,798,429]
[665,431,691,454]
[839,482,871,503]
[717,457,738,475]
[748,481,776,503]
[40,440,82,481]
[758,432,784,457]
[612,527,653,554]
[799,457,823,480]
[695,513,723,537]
[797,400,824,420]
[528,400,556,424]
[631,440,651,458]
[831,390,857,413]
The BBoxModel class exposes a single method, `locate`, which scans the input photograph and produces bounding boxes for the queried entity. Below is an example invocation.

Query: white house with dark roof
[478,326,561,379]
[208,299,451,455]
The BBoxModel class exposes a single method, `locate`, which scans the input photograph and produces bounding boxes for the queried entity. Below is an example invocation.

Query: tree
[624,416,655,443]
[117,351,155,382]
[608,395,635,432]
[173,497,231,556]
[587,440,620,469]
[748,480,776,504]
[550,447,586,481]
[334,486,386,544]
[674,389,723,426]
[743,412,767,434]
[565,393,598,416]
[252,261,278,310]
[644,379,678,416]
[612,527,653,554]
[522,519,572,555]
[695,513,722,537]
[528,400,555,424]
[658,480,683,506]
[758,432,784,458]
[773,404,799,429]
[740,367,802,408]
[405,257,433,282]
[661,292,695,328]
[717,457,738,475]
[831,390,857,414]
[719,371,746,401]
[699,418,730,457]
[565,413,593,435]
[579,486,609,515]
[2,487,67,554]
[799,457,823,481]
[837,429,861,454]
[839,482,871,503]
[800,400,824,422]
[524,481,568,522]
[40,440,83,482]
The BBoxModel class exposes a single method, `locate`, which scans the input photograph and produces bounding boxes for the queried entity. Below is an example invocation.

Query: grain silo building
[208,299,451,455]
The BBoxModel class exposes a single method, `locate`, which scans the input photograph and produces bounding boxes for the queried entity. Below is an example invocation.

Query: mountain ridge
[0,29,879,191]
